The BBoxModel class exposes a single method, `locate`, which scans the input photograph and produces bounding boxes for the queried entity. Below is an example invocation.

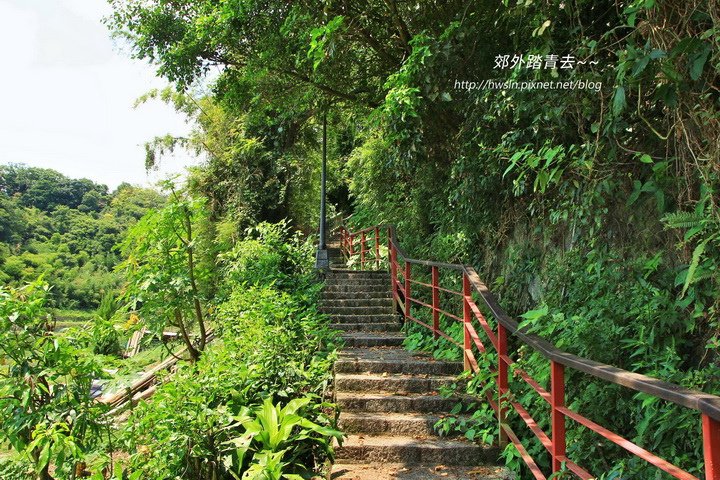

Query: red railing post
[387,228,393,267]
[404,261,411,321]
[349,234,355,259]
[703,414,720,480]
[389,237,398,309]
[432,266,439,340]
[360,231,366,269]
[375,226,380,269]
[551,360,567,473]
[497,321,509,448]
[462,272,471,371]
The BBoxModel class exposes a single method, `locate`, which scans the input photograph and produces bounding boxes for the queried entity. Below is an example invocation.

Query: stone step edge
[330,463,514,480]
[333,434,499,466]
[338,411,476,435]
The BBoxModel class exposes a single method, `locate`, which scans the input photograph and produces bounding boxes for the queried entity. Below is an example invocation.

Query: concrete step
[321,291,392,301]
[320,297,394,307]
[336,392,460,413]
[324,284,391,293]
[334,435,496,466]
[325,281,390,289]
[339,411,473,437]
[321,298,393,308]
[331,314,399,324]
[336,349,462,375]
[327,270,390,279]
[340,333,404,348]
[331,463,513,479]
[331,322,402,333]
[321,305,395,315]
[326,273,388,281]
[335,372,459,394]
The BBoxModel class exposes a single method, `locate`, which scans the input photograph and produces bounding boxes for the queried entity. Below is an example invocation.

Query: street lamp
[315,108,329,270]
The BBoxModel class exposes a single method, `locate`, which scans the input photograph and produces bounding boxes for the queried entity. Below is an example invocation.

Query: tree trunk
[175,309,199,362]
[183,207,207,351]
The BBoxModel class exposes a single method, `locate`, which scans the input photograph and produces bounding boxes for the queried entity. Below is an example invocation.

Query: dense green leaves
[0,165,164,309]
[0,281,107,479]
[97,0,720,477]
[120,222,339,479]
[120,182,214,361]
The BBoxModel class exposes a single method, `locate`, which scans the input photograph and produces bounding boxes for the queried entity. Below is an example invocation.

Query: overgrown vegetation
[107,0,720,476]
[120,181,216,361]
[0,281,108,480]
[0,216,340,479]
[0,164,164,310]
[117,222,341,479]
[2,0,719,477]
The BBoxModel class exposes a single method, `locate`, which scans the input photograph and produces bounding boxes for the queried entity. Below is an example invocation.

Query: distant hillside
[0,164,164,309]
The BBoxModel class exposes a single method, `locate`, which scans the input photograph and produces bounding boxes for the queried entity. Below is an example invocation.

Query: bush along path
[322,246,511,479]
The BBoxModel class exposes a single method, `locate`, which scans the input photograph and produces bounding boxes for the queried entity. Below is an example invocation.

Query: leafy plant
[90,292,122,356]
[0,281,106,479]
[663,191,719,297]
[120,181,215,362]
[120,222,339,479]
[227,397,342,479]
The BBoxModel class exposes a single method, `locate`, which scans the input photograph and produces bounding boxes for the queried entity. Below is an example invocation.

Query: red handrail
[338,223,720,480]
[338,224,386,269]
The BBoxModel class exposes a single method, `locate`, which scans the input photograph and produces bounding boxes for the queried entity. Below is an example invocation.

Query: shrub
[120,222,340,479]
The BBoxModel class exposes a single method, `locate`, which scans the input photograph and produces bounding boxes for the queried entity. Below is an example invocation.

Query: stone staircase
[320,250,511,479]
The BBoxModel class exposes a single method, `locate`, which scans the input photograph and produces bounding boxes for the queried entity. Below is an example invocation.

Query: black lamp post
[315,108,330,270]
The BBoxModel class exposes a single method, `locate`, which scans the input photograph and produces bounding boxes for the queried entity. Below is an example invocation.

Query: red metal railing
[338,224,384,269]
[338,223,720,480]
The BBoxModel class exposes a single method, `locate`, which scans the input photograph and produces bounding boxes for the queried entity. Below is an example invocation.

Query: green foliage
[120,181,214,361]
[220,220,317,294]
[0,456,33,480]
[0,165,164,310]
[229,397,342,478]
[0,281,107,479]
[106,0,720,477]
[0,164,108,211]
[120,223,339,479]
[663,190,720,299]
[91,293,122,356]
[308,16,345,71]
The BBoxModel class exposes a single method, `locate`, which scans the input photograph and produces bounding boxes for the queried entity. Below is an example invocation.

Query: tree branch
[272,68,379,107]
[383,0,413,53]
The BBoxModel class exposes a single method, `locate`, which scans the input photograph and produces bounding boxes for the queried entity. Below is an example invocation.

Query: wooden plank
[99,330,214,410]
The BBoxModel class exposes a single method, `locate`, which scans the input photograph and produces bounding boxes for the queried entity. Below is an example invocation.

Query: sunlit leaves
[0,281,106,478]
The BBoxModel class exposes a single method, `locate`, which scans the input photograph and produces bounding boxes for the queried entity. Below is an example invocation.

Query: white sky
[0,0,202,190]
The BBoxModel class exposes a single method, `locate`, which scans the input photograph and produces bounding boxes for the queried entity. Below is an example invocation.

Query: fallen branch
[98,330,215,413]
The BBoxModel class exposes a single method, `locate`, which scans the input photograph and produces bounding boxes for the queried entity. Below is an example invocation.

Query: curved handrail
[339,222,720,480]
[376,224,720,421]
[462,266,720,420]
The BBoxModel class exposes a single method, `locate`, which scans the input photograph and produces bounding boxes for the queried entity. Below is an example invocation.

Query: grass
[42,314,182,398]
[54,308,94,322]
[53,308,94,330]
[93,338,179,396]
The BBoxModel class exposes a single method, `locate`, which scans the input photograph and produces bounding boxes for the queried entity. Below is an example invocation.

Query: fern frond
[689,271,715,285]
[681,238,709,297]
[662,211,704,230]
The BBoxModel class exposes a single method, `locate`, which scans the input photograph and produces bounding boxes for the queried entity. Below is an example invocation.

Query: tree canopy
[0,164,164,309]
[104,2,720,476]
